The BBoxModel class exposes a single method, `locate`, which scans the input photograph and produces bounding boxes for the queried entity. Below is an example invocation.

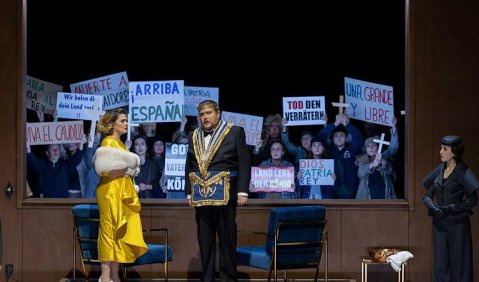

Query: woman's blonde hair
[97,108,127,136]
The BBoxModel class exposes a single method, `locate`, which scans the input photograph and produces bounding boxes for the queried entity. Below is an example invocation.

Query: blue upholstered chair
[72,204,172,281]
[236,205,328,282]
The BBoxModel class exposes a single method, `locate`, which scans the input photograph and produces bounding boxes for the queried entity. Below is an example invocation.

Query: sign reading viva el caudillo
[26,121,84,145]
[344,77,394,126]
[221,111,263,146]
[129,80,184,123]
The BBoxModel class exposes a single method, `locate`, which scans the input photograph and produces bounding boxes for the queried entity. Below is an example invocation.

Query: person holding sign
[256,141,296,199]
[27,143,84,198]
[94,108,147,282]
[281,118,314,167]
[422,136,479,282]
[253,114,282,165]
[185,100,251,282]
[356,117,399,199]
[318,113,363,198]
[297,136,335,199]
[131,135,164,198]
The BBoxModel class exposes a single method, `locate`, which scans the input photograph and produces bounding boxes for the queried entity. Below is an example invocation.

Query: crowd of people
[26,107,402,200]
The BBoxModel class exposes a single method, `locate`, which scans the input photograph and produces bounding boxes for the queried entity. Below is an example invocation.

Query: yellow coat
[96,136,148,263]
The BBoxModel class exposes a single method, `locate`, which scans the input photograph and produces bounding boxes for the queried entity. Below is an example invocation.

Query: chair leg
[81,261,89,280]
[268,268,273,282]
[73,228,76,281]
[165,260,168,282]
[122,265,127,281]
[283,269,287,282]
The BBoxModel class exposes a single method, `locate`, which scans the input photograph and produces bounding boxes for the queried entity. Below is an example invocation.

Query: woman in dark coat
[422,135,479,282]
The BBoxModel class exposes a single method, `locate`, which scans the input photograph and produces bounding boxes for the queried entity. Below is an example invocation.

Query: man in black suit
[185,100,251,282]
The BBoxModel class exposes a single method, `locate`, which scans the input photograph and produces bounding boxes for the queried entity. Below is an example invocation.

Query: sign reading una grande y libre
[344,77,394,126]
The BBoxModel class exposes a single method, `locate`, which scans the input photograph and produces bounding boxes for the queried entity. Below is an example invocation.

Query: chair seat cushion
[237,245,321,270]
[72,204,100,218]
[125,244,172,266]
[236,245,271,270]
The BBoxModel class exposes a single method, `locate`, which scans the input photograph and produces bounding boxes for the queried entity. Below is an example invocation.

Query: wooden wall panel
[341,210,409,281]
[408,0,479,281]
[4,0,479,281]
[22,209,73,282]
[0,0,22,281]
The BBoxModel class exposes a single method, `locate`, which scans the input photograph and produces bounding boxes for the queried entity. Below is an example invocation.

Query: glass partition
[25,1,406,202]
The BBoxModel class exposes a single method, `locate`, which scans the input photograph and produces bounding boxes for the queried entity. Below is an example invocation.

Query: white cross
[331,95,350,114]
[373,133,390,153]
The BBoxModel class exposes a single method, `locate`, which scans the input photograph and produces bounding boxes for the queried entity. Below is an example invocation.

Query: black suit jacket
[184,125,251,200]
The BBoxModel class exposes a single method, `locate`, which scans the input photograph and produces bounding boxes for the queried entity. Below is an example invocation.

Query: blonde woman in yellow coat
[94,108,147,282]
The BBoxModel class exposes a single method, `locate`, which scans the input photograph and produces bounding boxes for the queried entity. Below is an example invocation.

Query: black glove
[430,206,445,219]
[439,204,455,217]
[423,195,445,219]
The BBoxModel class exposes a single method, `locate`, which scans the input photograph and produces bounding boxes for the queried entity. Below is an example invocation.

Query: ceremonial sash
[190,120,233,206]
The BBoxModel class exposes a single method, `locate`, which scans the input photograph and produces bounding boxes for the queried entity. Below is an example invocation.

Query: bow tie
[203,131,213,137]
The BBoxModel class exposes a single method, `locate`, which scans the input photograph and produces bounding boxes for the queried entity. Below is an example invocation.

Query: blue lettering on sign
[345,82,363,100]
[134,82,181,96]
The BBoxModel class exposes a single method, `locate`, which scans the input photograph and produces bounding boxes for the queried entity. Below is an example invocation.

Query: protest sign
[70,72,129,110]
[282,96,326,126]
[26,121,84,145]
[56,92,104,120]
[221,111,263,146]
[129,80,184,123]
[56,92,104,147]
[184,86,219,116]
[25,75,63,115]
[250,166,295,193]
[298,159,335,185]
[164,143,188,192]
[344,77,394,126]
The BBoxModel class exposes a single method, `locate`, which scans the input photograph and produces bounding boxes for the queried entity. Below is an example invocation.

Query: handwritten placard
[56,92,104,121]
[70,72,129,110]
[25,75,63,115]
[344,77,394,126]
[282,96,326,126]
[249,166,295,193]
[26,121,84,145]
[221,111,263,146]
[129,80,184,123]
[299,159,335,185]
[164,143,188,192]
[184,86,219,116]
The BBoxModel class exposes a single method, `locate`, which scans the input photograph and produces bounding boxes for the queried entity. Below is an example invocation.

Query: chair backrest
[265,206,327,268]
[72,204,100,262]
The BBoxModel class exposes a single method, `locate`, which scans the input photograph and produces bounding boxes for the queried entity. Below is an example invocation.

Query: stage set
[1,0,479,281]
